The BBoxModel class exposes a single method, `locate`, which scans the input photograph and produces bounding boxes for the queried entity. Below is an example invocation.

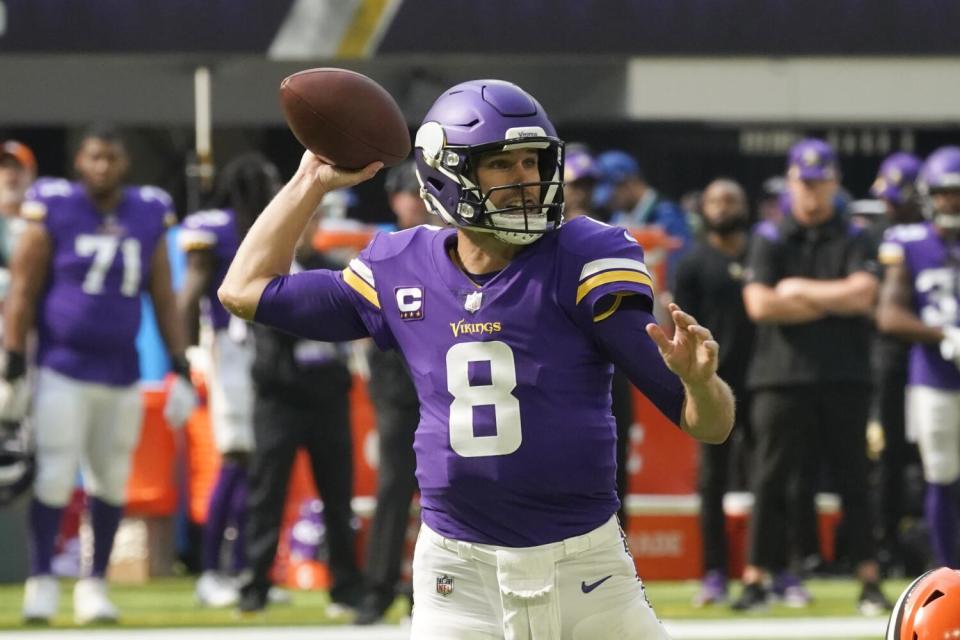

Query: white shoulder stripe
[348,258,375,287]
[580,258,650,282]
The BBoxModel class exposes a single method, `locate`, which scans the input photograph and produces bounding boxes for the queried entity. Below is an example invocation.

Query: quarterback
[220,80,734,639]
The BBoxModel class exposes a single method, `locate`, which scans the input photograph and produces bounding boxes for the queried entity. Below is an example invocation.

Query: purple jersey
[22,179,175,386]
[178,208,240,331]
[337,216,669,546]
[880,222,960,390]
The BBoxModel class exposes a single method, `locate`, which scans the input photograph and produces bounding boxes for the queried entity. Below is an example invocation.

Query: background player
[218,79,734,639]
[177,153,281,607]
[3,125,195,624]
[877,146,960,570]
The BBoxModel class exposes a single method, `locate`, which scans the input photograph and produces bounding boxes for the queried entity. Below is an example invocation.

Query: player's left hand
[646,303,719,386]
[164,374,198,430]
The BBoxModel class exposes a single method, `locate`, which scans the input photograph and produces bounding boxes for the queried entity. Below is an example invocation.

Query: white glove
[940,326,960,369]
[164,375,198,430]
[0,377,30,422]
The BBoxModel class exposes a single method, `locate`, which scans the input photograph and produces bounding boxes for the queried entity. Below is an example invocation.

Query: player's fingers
[646,323,672,353]
[671,307,697,330]
[700,339,719,357]
[690,325,713,341]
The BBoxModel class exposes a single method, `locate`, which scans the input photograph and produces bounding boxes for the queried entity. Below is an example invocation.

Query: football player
[177,153,280,607]
[868,151,923,575]
[877,146,960,570]
[3,125,195,624]
[218,80,733,639]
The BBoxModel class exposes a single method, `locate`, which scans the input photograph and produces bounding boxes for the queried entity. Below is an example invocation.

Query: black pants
[245,392,362,603]
[747,384,873,572]
[875,363,918,559]
[364,400,419,599]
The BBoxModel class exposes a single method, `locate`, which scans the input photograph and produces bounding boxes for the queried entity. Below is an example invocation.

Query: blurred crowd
[1,127,959,623]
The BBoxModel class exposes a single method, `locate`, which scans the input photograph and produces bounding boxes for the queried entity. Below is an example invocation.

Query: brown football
[279,68,411,170]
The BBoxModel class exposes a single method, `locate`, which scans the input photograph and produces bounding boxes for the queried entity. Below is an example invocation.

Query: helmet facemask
[416,120,565,245]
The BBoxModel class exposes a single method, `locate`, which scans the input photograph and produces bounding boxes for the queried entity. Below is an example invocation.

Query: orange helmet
[886,567,960,640]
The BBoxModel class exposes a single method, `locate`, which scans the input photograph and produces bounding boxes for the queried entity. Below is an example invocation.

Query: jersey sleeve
[591,305,685,427]
[20,178,73,229]
[563,219,656,325]
[254,268,371,343]
[877,225,908,268]
[138,186,177,229]
[179,209,231,252]
[335,236,397,350]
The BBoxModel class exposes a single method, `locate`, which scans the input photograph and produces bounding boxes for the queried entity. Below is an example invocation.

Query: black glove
[3,351,26,382]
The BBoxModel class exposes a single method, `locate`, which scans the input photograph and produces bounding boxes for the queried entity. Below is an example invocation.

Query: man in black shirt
[238,203,363,613]
[732,139,891,615]
[674,179,754,606]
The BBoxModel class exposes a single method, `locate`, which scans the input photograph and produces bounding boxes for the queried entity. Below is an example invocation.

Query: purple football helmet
[414,80,564,245]
[919,146,960,230]
[870,152,921,205]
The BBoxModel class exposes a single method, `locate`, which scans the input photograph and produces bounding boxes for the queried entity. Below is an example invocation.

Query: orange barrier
[125,387,179,517]
[312,227,377,254]
[185,402,220,524]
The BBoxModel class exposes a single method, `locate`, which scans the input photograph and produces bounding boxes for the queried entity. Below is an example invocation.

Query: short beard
[705,216,748,235]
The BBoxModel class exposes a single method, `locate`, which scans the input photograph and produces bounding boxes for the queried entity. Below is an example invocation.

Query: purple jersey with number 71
[329,216,678,546]
[21,179,175,386]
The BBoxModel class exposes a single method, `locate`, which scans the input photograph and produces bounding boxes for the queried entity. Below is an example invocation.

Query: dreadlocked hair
[206,153,280,230]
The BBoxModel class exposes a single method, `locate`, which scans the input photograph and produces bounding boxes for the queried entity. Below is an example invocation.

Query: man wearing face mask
[673,179,755,606]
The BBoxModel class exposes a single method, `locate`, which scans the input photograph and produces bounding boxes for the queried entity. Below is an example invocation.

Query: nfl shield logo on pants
[436,574,454,597]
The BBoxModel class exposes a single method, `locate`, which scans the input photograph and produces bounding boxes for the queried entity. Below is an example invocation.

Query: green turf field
[0,576,909,631]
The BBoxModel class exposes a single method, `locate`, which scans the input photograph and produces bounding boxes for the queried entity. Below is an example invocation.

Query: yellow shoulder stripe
[343,267,381,309]
[576,270,654,304]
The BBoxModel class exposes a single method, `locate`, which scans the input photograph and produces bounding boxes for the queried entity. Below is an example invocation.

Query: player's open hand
[296,151,382,192]
[646,303,719,386]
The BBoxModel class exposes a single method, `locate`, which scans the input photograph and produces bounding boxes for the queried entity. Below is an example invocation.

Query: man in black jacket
[238,201,363,613]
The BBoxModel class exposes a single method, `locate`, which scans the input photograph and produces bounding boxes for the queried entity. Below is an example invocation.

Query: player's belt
[420,515,621,566]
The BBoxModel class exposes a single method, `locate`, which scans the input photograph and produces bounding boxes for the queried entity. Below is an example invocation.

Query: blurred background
[2,0,958,221]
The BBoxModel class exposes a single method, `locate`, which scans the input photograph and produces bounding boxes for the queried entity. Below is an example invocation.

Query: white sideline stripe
[0,618,886,639]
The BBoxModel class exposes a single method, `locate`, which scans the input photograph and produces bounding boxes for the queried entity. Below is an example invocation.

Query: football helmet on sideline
[0,419,34,507]
[886,567,960,640]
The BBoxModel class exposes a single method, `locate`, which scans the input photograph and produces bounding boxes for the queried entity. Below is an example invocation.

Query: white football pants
[209,322,255,454]
[32,367,143,506]
[907,384,960,484]
[410,516,671,640]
